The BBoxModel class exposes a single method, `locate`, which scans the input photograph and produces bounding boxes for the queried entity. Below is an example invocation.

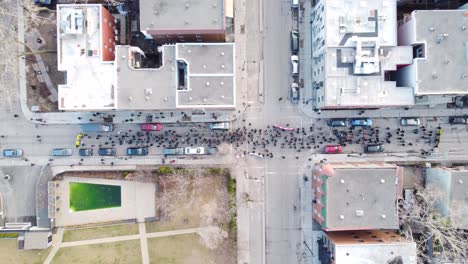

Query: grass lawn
[0,240,51,264]
[148,233,216,264]
[51,239,141,264]
[145,220,199,233]
[62,223,140,242]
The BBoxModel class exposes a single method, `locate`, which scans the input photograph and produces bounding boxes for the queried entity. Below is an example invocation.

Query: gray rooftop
[408,10,468,95]
[324,46,414,107]
[23,231,51,250]
[116,43,235,110]
[140,0,225,32]
[448,170,468,229]
[116,45,176,110]
[325,168,398,230]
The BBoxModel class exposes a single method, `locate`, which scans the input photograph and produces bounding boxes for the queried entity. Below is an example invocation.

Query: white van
[291,0,299,8]
[290,55,299,76]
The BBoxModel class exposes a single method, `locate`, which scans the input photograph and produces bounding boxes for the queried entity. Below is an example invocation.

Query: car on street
[351,118,373,127]
[209,122,230,130]
[365,144,384,153]
[185,147,205,155]
[290,30,299,52]
[127,147,148,156]
[52,148,72,156]
[163,148,184,156]
[273,125,295,131]
[75,133,83,148]
[81,123,113,133]
[98,148,116,156]
[3,149,23,157]
[290,82,299,103]
[140,123,163,131]
[78,148,93,156]
[449,116,468,124]
[290,55,299,76]
[323,145,342,154]
[327,119,348,127]
[400,117,420,126]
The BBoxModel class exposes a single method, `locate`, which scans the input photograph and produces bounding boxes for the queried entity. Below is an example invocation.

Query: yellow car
[75,133,83,148]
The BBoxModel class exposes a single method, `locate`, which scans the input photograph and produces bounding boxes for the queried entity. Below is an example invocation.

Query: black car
[449,116,468,124]
[365,144,384,153]
[327,119,348,127]
[98,148,116,156]
[78,148,93,156]
[127,147,148,156]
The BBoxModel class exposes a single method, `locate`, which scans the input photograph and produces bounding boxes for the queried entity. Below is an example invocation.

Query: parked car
[127,147,148,156]
[290,55,299,76]
[290,82,299,103]
[78,148,93,156]
[163,148,184,156]
[400,117,420,126]
[52,148,72,156]
[323,145,342,154]
[3,149,23,157]
[141,123,163,131]
[327,119,348,127]
[290,30,299,52]
[351,118,373,127]
[209,122,230,130]
[291,0,299,8]
[98,148,116,156]
[81,123,113,133]
[207,147,218,155]
[449,116,468,124]
[184,147,205,155]
[75,133,83,148]
[365,144,384,153]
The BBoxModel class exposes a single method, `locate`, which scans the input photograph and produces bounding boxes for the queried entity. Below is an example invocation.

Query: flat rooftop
[139,0,225,32]
[319,0,414,107]
[324,46,414,107]
[57,5,114,110]
[411,10,468,95]
[116,43,235,109]
[325,168,398,230]
[324,0,397,47]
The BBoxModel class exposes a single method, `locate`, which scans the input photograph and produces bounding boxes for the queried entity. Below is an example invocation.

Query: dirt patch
[24,10,63,112]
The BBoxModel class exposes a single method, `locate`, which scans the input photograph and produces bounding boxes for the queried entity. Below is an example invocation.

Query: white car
[184,147,205,155]
[290,55,299,76]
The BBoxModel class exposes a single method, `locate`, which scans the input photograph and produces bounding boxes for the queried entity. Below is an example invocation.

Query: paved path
[43,227,64,264]
[139,223,149,264]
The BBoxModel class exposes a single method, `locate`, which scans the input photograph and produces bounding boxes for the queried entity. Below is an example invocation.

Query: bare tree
[399,186,468,263]
[0,0,54,79]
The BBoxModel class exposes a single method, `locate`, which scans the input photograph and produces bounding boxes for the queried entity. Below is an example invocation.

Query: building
[313,162,403,231]
[396,10,468,106]
[310,0,414,109]
[139,0,226,42]
[0,223,52,250]
[318,230,417,264]
[425,167,468,229]
[56,4,235,111]
[57,4,116,110]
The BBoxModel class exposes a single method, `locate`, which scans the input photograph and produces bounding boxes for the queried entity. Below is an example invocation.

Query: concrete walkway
[138,223,149,264]
[43,227,65,264]
[43,226,218,263]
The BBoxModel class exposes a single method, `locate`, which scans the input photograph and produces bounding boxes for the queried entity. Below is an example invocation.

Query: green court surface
[69,182,121,212]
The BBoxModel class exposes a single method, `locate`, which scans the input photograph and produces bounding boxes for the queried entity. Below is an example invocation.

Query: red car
[324,145,342,154]
[140,123,163,131]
